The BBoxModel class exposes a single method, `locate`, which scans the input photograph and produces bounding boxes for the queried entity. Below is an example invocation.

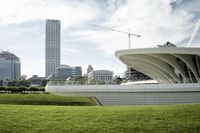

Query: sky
[0,0,199,77]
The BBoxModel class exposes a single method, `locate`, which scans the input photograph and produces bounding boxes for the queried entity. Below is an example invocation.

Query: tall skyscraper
[45,19,61,77]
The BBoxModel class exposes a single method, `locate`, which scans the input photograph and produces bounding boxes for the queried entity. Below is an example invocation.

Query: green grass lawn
[0,104,200,133]
[0,94,200,133]
[0,93,93,106]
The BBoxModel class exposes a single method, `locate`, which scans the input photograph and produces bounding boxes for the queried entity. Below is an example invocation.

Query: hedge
[0,86,45,93]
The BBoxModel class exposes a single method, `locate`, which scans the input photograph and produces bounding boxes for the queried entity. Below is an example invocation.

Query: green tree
[39,87,45,92]
[8,80,30,87]
[18,86,27,93]
[0,86,5,92]
[74,76,88,85]
[0,80,3,86]
[29,87,39,93]
[115,77,122,85]
[41,79,48,86]
[7,86,19,93]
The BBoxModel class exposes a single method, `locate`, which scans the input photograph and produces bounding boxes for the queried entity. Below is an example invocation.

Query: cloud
[21,59,44,78]
[63,47,80,54]
[0,0,99,28]
[0,0,199,77]
[72,0,199,56]
[0,0,102,76]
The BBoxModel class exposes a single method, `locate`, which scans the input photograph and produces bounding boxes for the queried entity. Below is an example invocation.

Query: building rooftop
[57,65,71,69]
[0,51,20,61]
[115,47,200,83]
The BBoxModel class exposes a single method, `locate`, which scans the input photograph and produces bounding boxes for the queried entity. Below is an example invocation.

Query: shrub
[39,87,45,92]
[7,86,19,93]
[0,86,6,92]
[19,86,28,93]
[8,80,30,87]
[29,87,39,92]
[0,86,45,93]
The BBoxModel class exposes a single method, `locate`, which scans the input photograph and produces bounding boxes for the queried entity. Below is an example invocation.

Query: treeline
[0,86,46,93]
[7,80,30,87]
[7,80,48,87]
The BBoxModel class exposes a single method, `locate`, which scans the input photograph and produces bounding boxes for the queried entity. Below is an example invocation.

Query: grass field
[0,94,200,133]
[0,94,93,106]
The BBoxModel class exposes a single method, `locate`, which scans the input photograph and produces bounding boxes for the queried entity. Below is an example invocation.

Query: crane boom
[186,19,200,47]
[90,24,141,80]
[90,24,141,49]
[90,24,140,37]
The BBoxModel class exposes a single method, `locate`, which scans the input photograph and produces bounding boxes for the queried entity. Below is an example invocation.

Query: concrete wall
[46,83,200,93]
[46,83,200,105]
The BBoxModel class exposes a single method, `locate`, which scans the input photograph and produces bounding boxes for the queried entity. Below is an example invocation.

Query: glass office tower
[0,51,21,81]
[45,19,61,77]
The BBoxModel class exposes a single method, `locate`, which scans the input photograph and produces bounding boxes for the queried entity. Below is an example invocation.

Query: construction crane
[90,24,141,49]
[90,24,141,81]
[186,19,200,47]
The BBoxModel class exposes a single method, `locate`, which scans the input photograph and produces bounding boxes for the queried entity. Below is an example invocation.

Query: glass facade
[45,19,61,77]
[54,65,82,80]
[72,66,82,77]
[55,66,72,80]
[0,51,21,81]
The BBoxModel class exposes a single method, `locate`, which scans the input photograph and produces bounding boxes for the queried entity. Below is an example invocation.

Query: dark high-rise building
[45,19,61,77]
[0,51,21,81]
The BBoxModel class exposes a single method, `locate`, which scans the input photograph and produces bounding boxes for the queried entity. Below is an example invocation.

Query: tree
[20,75,27,80]
[0,80,3,86]
[74,76,88,85]
[0,86,5,92]
[115,77,122,85]
[8,80,30,87]
[41,79,48,86]
[7,86,19,93]
[29,87,39,93]
[18,86,27,93]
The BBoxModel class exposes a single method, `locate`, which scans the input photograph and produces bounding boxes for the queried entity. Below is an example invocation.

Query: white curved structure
[46,47,200,105]
[115,47,200,83]
[46,82,200,105]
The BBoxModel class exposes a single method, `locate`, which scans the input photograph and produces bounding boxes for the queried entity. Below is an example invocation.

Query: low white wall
[46,83,200,93]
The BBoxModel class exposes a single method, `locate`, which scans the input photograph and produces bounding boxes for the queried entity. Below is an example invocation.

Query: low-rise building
[88,70,113,84]
[72,66,82,77]
[28,75,45,86]
[55,65,72,80]
[47,65,82,80]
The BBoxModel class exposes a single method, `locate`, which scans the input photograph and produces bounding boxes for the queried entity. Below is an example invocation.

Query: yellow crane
[90,24,141,49]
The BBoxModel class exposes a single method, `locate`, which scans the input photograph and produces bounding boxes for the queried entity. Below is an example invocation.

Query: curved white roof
[115,47,200,83]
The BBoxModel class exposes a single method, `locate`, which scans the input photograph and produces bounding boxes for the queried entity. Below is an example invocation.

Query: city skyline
[0,0,199,77]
